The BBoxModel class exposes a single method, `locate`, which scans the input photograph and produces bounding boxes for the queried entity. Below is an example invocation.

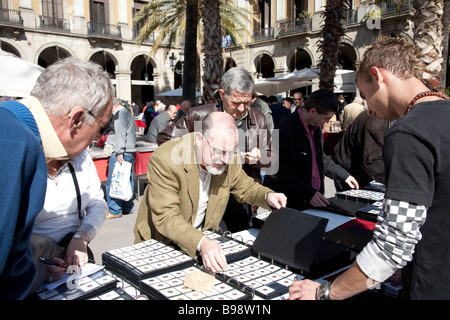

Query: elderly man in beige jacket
[134,112,286,272]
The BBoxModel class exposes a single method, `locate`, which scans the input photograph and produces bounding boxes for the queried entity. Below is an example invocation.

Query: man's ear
[218,89,225,99]
[68,106,85,129]
[370,66,383,88]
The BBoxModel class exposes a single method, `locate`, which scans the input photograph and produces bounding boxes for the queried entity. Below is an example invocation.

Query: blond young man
[289,35,450,300]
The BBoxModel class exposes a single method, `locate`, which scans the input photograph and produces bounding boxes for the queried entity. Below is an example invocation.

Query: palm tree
[201,0,222,103]
[441,1,450,92]
[201,0,259,102]
[413,0,445,91]
[317,0,348,91]
[184,0,198,102]
[134,0,259,102]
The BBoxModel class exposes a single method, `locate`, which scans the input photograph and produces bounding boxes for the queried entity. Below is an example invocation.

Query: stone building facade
[0,0,415,105]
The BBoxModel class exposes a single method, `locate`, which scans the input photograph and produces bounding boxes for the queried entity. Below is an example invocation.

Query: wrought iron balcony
[39,16,70,32]
[132,27,155,43]
[378,0,413,16]
[279,19,312,36]
[0,8,23,26]
[253,27,274,42]
[87,21,122,38]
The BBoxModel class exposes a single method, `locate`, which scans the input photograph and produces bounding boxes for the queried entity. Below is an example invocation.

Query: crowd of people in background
[120,88,362,150]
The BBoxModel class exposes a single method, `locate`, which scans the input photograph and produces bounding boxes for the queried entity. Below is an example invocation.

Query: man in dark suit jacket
[264,89,359,211]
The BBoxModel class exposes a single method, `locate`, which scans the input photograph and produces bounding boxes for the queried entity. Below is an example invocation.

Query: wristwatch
[316,281,333,300]
[72,233,89,244]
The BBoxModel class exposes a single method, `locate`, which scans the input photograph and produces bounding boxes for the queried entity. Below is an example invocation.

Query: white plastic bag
[109,161,133,201]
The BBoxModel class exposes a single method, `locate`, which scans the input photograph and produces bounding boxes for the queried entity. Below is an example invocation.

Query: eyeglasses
[203,136,238,159]
[84,109,112,135]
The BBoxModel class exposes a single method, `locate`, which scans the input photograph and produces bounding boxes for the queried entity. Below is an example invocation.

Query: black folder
[324,197,368,217]
[252,207,352,279]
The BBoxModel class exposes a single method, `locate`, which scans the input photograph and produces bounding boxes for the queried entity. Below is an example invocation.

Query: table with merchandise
[34,186,401,300]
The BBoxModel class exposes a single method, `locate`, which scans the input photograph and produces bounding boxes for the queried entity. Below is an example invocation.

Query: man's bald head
[167,104,178,119]
[201,111,237,137]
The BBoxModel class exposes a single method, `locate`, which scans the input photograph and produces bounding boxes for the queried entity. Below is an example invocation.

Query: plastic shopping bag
[109,161,133,201]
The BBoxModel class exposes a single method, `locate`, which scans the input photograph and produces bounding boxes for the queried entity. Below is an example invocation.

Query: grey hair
[30,57,114,125]
[220,67,255,96]
[113,97,123,106]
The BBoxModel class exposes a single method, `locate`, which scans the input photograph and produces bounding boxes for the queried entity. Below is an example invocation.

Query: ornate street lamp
[258,54,263,79]
[169,51,184,75]
[143,54,149,83]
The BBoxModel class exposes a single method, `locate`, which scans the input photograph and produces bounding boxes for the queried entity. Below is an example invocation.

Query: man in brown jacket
[134,112,286,272]
[157,67,276,232]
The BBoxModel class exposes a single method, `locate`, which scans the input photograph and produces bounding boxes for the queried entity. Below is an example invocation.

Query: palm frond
[134,0,186,58]
[134,0,258,57]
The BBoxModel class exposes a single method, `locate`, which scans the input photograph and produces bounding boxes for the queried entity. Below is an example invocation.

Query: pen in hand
[38,256,66,269]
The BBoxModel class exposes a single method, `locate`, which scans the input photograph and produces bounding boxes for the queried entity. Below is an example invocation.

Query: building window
[294,0,308,18]
[41,0,63,27]
[92,1,105,31]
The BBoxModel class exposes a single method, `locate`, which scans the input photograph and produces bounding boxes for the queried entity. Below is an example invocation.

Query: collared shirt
[235,111,248,131]
[297,107,321,191]
[193,164,212,230]
[20,96,67,158]
[33,150,107,243]
[193,145,213,251]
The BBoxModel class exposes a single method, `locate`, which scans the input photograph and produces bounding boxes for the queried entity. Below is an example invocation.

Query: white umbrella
[0,49,45,98]
[267,68,320,82]
[333,69,356,93]
[311,69,357,93]
[254,68,320,96]
[255,79,313,96]
[156,87,201,97]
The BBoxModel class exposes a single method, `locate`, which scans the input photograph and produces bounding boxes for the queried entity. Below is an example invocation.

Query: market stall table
[89,148,109,182]
[36,207,395,301]
[134,140,158,197]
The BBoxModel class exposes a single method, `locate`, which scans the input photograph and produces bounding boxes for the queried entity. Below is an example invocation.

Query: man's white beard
[206,160,226,175]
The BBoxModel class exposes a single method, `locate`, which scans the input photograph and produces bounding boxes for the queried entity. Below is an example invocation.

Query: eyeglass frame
[202,134,238,160]
[84,109,112,136]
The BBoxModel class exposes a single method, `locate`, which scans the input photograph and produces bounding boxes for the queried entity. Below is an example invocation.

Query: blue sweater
[0,101,47,299]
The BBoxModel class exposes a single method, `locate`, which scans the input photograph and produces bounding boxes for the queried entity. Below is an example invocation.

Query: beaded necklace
[405,91,445,115]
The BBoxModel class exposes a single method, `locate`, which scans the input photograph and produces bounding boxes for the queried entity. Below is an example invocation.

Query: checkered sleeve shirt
[356,198,427,282]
